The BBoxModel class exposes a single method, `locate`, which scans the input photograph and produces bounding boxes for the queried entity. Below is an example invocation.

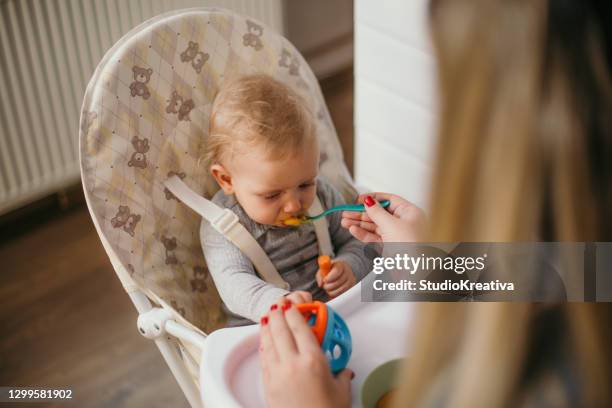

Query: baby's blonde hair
[204,74,315,168]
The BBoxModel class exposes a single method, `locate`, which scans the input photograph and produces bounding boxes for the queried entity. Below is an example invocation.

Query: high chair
[79,8,361,407]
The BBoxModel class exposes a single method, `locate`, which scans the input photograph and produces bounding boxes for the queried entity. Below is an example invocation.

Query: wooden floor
[0,71,353,408]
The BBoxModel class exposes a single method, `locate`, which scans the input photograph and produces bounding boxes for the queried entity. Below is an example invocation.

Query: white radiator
[0,0,284,215]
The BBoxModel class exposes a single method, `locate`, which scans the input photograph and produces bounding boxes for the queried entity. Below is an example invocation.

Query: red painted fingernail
[260,316,268,325]
[283,299,292,307]
[364,195,375,207]
[270,304,278,311]
[281,302,292,312]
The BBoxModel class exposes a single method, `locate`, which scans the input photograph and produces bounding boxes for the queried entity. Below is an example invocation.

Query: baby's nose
[283,197,302,214]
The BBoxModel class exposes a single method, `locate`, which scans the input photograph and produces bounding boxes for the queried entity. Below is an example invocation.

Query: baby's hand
[281,290,312,305]
[316,260,356,299]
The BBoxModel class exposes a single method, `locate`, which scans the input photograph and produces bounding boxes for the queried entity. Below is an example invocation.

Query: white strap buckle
[212,208,239,234]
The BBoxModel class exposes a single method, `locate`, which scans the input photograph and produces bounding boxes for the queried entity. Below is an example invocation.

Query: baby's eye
[264,193,281,200]
[299,182,315,189]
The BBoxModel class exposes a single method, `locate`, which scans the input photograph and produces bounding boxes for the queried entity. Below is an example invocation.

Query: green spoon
[284,200,391,225]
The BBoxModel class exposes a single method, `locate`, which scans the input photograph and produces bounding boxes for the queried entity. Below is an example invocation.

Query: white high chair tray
[200,282,413,407]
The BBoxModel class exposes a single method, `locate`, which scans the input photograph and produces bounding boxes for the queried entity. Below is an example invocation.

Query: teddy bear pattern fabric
[79,8,356,334]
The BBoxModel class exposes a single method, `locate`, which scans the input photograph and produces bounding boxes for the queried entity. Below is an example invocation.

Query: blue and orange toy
[296,301,352,374]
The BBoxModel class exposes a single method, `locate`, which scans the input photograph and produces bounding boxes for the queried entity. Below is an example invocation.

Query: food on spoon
[283,215,306,226]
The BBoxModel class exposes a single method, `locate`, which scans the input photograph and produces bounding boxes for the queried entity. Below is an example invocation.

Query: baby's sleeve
[318,179,372,281]
[200,219,289,321]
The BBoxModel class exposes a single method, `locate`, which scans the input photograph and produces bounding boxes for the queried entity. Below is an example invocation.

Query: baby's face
[222,143,319,227]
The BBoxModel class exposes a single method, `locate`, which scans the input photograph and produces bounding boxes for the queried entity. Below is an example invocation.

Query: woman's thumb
[364,195,394,227]
[335,369,355,388]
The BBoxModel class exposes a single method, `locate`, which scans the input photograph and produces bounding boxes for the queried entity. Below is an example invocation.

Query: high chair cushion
[79,7,357,333]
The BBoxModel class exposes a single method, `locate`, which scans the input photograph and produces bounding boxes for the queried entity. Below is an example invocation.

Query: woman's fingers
[363,196,398,229]
[341,217,377,232]
[348,225,382,243]
[335,369,354,391]
[284,291,312,305]
[260,316,279,364]
[341,211,372,225]
[368,192,395,201]
[359,192,414,214]
[283,304,321,354]
[267,303,298,359]
[296,290,312,304]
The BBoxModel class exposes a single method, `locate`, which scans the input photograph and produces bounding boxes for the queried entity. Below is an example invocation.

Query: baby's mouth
[281,215,307,227]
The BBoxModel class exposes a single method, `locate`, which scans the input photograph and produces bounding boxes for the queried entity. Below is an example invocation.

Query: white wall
[354,0,436,209]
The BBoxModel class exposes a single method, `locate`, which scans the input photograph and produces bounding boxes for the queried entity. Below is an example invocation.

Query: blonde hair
[395,1,612,407]
[204,74,315,168]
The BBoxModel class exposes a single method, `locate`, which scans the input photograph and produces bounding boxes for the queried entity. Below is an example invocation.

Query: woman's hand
[259,300,354,408]
[316,260,356,299]
[282,290,313,305]
[341,193,426,243]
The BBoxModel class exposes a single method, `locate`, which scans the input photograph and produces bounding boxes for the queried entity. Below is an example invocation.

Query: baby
[200,74,370,326]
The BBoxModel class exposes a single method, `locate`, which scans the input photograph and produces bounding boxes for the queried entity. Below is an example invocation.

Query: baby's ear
[210,164,234,194]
